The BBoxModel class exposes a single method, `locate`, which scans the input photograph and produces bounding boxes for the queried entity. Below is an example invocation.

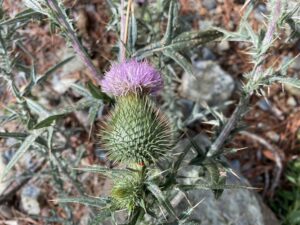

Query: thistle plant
[101,60,172,165]
[0,0,299,225]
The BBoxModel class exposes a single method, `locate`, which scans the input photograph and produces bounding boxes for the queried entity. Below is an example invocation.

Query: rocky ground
[0,0,299,224]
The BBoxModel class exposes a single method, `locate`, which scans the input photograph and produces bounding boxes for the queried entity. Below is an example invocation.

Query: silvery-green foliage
[0,0,299,224]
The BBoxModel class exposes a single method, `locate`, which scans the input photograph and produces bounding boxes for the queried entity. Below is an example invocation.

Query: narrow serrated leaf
[0,130,44,181]
[36,56,74,84]
[163,49,194,76]
[147,182,178,220]
[86,81,112,102]
[271,77,300,88]
[33,114,65,129]
[0,9,42,26]
[74,166,130,178]
[58,196,109,207]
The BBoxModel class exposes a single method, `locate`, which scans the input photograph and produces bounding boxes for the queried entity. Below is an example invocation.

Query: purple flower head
[101,60,163,96]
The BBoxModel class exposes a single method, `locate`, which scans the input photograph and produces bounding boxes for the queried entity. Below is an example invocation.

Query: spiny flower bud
[101,94,172,164]
[101,60,163,96]
[110,171,143,213]
[100,60,172,164]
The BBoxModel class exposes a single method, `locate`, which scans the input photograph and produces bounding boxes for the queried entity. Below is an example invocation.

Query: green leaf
[128,12,137,53]
[0,9,42,26]
[88,101,101,127]
[0,130,44,181]
[33,114,65,129]
[0,132,48,147]
[147,182,178,220]
[71,83,92,97]
[134,30,222,60]
[176,183,257,191]
[74,166,130,178]
[270,77,300,88]
[58,196,110,208]
[288,210,300,224]
[36,56,74,85]
[0,132,28,139]
[59,98,96,114]
[88,209,111,225]
[170,30,223,50]
[86,81,112,103]
[25,98,49,117]
[162,49,194,76]
[162,1,178,45]
[0,114,17,125]
[178,200,203,224]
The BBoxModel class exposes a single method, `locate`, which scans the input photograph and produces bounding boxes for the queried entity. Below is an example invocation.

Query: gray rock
[201,47,216,60]
[287,96,297,107]
[217,40,230,51]
[198,20,214,30]
[20,186,41,215]
[0,157,9,195]
[172,135,280,225]
[254,4,267,22]
[202,0,217,10]
[180,61,234,106]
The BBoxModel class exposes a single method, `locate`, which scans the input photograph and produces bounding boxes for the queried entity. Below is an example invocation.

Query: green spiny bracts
[101,94,172,165]
[110,171,144,213]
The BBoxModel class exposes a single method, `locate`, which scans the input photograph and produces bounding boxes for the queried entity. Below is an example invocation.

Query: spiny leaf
[0,114,17,125]
[25,98,49,117]
[55,98,96,115]
[71,83,93,97]
[58,196,110,208]
[128,11,137,53]
[176,183,258,191]
[0,9,42,26]
[88,209,111,225]
[86,81,112,103]
[33,114,65,129]
[147,182,178,220]
[0,130,44,181]
[0,132,48,147]
[170,30,223,50]
[162,49,194,76]
[88,101,101,127]
[134,30,222,59]
[74,166,130,178]
[270,77,300,88]
[178,199,204,223]
[162,1,178,45]
[36,55,74,84]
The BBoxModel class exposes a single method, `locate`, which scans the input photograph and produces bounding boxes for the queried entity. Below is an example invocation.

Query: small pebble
[257,99,271,111]
[20,186,41,215]
[254,4,268,22]
[218,40,230,51]
[287,96,297,107]
[266,131,280,142]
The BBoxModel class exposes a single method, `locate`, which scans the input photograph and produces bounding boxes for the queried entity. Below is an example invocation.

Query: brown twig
[240,131,283,194]
[120,0,126,61]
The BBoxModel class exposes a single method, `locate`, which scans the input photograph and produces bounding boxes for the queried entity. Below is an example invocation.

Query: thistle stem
[207,0,282,157]
[47,0,101,83]
[120,0,126,61]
